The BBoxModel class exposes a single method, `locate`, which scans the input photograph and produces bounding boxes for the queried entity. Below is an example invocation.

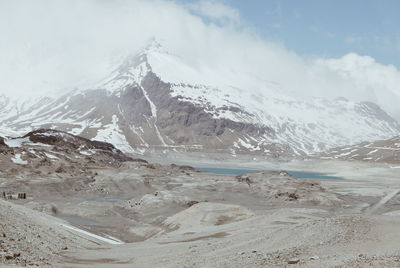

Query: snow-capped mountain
[1,42,399,157]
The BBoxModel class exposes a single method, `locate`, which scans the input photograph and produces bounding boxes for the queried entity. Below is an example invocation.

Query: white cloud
[314,53,400,119]
[0,0,400,121]
[188,0,240,25]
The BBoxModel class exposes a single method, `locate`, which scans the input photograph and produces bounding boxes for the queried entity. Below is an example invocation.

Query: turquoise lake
[196,167,342,180]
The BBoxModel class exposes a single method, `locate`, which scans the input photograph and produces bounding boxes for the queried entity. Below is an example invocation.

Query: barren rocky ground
[1,131,400,267]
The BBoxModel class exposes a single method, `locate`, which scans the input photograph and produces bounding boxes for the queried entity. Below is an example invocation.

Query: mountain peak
[115,39,169,74]
[95,41,169,94]
[143,38,164,53]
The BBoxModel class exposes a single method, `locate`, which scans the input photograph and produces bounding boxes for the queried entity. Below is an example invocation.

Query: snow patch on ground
[11,153,28,165]
[94,115,134,153]
[44,152,59,160]
[80,150,95,156]
[60,224,124,245]
[5,137,30,147]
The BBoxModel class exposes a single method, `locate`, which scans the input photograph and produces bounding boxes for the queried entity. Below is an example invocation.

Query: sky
[1,0,400,120]
[219,0,400,67]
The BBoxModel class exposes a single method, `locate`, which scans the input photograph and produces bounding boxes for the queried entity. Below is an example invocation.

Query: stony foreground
[1,157,400,267]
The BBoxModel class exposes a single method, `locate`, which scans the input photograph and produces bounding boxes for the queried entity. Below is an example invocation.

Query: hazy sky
[199,0,400,67]
[1,0,400,119]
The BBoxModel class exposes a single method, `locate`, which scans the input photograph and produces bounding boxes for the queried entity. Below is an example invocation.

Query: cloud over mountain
[0,0,400,120]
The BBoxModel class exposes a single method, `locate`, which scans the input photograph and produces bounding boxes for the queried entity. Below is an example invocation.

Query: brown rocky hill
[0,129,141,177]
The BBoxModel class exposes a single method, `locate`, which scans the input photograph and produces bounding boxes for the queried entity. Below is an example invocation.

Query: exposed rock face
[23,129,130,161]
[0,136,12,154]
[0,129,136,176]
[0,136,6,147]
[0,42,399,157]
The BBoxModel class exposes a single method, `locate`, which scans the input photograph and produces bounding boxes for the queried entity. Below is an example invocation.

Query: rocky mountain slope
[1,42,399,157]
[0,129,136,178]
[319,135,400,164]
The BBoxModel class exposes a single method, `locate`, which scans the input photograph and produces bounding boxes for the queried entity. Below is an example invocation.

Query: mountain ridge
[0,42,399,157]
[319,135,400,163]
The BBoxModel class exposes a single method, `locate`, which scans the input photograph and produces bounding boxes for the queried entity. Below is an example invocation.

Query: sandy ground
[1,157,400,267]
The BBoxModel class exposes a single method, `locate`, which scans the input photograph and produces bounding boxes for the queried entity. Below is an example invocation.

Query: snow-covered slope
[1,42,399,157]
[319,136,400,163]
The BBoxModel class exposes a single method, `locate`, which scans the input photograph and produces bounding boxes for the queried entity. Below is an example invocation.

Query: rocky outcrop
[319,135,400,163]
[23,129,132,161]
[0,129,137,177]
[0,136,12,154]
[0,136,6,147]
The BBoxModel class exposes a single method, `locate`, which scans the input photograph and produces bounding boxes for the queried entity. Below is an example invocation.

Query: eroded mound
[163,202,255,230]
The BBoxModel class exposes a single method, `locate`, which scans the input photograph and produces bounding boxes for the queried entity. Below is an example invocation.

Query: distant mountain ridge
[0,42,399,157]
[319,135,400,163]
